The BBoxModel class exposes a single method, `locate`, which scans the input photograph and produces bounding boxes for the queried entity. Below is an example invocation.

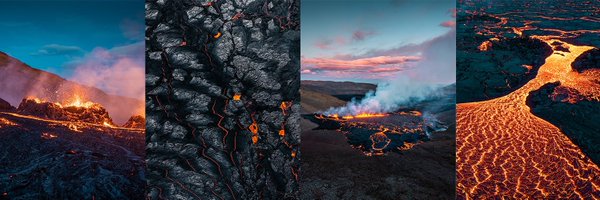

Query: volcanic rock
[527,82,600,165]
[0,112,145,199]
[572,48,600,72]
[0,97,15,112]
[16,98,115,126]
[457,14,553,103]
[145,0,300,199]
[123,115,145,129]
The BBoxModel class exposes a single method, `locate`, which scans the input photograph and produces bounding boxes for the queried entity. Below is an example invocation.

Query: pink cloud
[440,20,456,27]
[302,55,420,73]
[314,40,333,49]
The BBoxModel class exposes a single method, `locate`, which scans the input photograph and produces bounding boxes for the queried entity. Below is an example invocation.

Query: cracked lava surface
[457,39,600,198]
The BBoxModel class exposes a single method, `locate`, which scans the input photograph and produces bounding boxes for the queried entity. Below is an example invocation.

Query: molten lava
[278,129,285,137]
[64,95,95,108]
[249,121,259,144]
[457,39,600,198]
[103,121,115,128]
[478,40,492,51]
[0,117,17,128]
[213,32,222,39]
[233,93,241,101]
[322,112,389,121]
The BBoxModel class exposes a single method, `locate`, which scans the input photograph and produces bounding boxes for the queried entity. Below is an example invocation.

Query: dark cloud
[352,30,376,41]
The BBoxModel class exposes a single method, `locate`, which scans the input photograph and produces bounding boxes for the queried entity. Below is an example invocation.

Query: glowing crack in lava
[321,112,388,120]
[457,39,600,198]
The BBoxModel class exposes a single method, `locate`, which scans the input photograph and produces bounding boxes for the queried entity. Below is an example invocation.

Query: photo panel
[145,0,300,199]
[0,0,145,199]
[456,0,600,198]
[300,0,457,199]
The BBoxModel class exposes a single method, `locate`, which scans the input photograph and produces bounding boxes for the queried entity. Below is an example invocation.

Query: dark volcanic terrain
[0,110,145,199]
[300,81,456,199]
[145,0,300,199]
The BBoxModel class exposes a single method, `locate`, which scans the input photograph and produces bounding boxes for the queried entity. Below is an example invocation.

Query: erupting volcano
[457,0,600,198]
[0,54,145,199]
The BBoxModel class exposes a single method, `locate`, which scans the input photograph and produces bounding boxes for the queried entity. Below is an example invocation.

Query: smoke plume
[323,27,456,116]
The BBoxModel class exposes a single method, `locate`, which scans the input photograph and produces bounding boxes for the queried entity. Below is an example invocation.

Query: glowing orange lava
[233,93,241,101]
[457,39,600,198]
[0,117,17,128]
[249,121,259,144]
[323,113,388,120]
[64,95,95,108]
[478,40,492,51]
[278,129,285,137]
[103,121,115,128]
[213,32,222,39]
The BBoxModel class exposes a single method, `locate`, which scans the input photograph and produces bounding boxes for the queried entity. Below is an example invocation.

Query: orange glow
[322,112,388,121]
[279,129,285,137]
[103,121,115,128]
[64,95,95,108]
[340,113,387,120]
[68,123,82,132]
[291,151,296,158]
[213,32,222,39]
[249,121,259,144]
[0,117,17,128]
[233,93,241,101]
[249,123,258,134]
[280,101,291,115]
[478,40,492,51]
[457,39,600,198]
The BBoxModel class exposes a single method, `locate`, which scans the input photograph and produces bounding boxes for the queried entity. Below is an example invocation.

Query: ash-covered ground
[145,0,300,199]
[0,99,145,199]
[300,81,456,200]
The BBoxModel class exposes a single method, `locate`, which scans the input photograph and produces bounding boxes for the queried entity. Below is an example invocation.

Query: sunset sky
[301,0,456,84]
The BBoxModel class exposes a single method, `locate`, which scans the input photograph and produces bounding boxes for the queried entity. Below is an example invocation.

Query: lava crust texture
[145,0,300,199]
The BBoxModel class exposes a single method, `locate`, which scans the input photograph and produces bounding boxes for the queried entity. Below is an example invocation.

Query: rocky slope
[0,51,143,124]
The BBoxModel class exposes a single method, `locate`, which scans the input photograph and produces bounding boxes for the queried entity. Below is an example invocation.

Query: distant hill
[300,88,346,114]
[0,51,143,123]
[301,80,376,96]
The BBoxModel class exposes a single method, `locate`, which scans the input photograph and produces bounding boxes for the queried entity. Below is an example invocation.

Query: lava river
[457,39,600,198]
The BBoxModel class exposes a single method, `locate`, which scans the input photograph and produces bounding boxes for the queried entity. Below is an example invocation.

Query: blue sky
[0,0,145,98]
[301,0,456,84]
[0,0,144,78]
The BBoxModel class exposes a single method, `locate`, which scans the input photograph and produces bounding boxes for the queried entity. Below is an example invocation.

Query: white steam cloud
[323,27,456,116]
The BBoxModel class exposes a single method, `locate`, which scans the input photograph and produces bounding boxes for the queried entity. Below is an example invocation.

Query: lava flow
[310,110,445,156]
[457,39,600,198]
